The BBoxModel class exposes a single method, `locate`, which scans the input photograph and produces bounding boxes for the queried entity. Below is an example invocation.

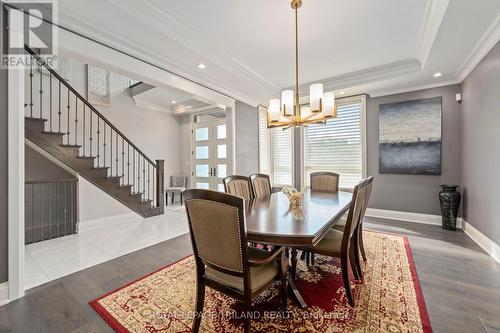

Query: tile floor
[24,204,189,290]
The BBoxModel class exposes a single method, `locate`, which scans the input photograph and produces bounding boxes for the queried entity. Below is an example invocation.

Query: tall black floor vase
[439,185,461,230]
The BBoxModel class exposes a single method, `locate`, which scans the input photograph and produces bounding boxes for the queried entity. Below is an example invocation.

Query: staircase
[24,46,164,218]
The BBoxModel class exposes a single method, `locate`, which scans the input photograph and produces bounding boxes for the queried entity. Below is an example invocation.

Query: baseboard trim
[462,220,500,264]
[365,208,458,227]
[77,212,142,233]
[0,282,9,306]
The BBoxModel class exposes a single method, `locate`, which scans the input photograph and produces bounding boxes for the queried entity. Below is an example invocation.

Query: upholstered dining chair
[223,175,254,201]
[310,171,340,192]
[333,176,374,264]
[183,189,288,333]
[305,171,341,265]
[249,173,272,198]
[302,179,367,307]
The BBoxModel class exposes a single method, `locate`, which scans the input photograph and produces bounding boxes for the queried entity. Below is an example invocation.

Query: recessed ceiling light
[433,72,442,78]
[171,100,176,104]
[186,106,192,109]
[339,91,345,95]
[197,63,206,69]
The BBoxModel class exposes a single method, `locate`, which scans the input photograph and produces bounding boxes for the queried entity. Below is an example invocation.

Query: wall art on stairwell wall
[379,96,442,175]
[87,65,111,107]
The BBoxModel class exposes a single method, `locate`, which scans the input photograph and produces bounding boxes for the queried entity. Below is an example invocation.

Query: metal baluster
[147,164,150,201]
[103,124,107,167]
[97,118,100,166]
[127,143,130,186]
[138,155,141,196]
[49,73,52,131]
[110,128,113,174]
[89,111,93,157]
[74,96,78,146]
[66,89,70,145]
[39,61,43,118]
[133,150,136,193]
[58,81,61,133]
[152,165,155,207]
[83,105,86,156]
[29,65,33,117]
[143,157,146,199]
[115,132,119,178]
[122,138,125,184]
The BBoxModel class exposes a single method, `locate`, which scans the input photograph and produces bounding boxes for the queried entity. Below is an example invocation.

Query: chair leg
[192,280,205,333]
[180,192,183,205]
[171,192,175,204]
[311,253,315,265]
[165,192,168,206]
[341,254,355,307]
[243,302,252,333]
[290,249,298,281]
[280,275,288,315]
[354,229,363,280]
[359,222,367,261]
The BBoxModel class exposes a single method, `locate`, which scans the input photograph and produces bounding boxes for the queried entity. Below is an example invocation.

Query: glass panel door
[191,119,228,191]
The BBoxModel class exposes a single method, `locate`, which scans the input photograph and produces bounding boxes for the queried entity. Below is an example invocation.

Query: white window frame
[299,94,367,190]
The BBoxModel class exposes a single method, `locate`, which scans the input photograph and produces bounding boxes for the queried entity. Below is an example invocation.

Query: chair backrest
[310,172,340,192]
[341,179,368,248]
[249,173,272,198]
[172,175,187,187]
[223,175,254,201]
[360,176,374,223]
[183,189,248,276]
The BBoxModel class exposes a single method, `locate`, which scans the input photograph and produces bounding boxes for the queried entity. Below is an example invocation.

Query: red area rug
[90,232,432,332]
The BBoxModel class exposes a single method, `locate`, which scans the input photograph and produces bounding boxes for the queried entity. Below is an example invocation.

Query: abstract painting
[379,97,442,175]
[87,65,111,107]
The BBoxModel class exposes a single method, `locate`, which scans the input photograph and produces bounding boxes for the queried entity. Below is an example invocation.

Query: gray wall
[234,101,259,176]
[461,42,500,244]
[25,145,75,182]
[1,15,8,283]
[366,85,462,215]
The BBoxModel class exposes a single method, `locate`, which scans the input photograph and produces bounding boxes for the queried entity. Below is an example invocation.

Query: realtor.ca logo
[2,0,58,68]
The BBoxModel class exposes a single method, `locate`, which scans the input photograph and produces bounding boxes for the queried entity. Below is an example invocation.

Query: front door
[192,119,228,191]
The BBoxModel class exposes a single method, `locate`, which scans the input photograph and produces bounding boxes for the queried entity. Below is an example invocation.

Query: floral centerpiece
[282,186,307,207]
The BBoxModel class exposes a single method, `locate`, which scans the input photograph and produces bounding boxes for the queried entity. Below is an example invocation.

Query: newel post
[156,159,165,214]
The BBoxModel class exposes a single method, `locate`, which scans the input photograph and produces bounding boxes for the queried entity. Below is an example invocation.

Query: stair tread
[92,166,109,170]
[26,117,48,122]
[107,176,122,179]
[60,144,82,148]
[41,131,65,136]
[141,199,153,203]
[119,184,133,188]
[77,156,96,159]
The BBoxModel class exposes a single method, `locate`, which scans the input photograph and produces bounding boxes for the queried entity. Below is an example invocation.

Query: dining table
[244,189,353,309]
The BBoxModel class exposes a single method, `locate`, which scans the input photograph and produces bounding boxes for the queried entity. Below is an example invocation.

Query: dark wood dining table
[244,189,353,308]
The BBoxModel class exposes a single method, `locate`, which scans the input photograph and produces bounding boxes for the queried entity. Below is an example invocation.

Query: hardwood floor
[0,217,499,333]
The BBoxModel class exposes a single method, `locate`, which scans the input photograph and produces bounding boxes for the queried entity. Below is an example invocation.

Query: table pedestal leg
[290,248,298,281]
[287,248,307,308]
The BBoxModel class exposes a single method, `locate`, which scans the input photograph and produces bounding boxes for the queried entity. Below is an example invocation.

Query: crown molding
[415,0,450,68]
[107,0,280,97]
[293,59,421,94]
[368,79,459,98]
[455,15,500,82]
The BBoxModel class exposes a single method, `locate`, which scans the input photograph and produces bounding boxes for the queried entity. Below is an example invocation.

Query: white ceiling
[56,0,500,105]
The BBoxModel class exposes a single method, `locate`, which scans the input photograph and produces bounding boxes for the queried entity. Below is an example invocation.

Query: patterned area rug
[90,232,432,332]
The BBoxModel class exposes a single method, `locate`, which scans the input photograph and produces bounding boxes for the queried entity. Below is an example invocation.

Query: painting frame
[379,96,442,175]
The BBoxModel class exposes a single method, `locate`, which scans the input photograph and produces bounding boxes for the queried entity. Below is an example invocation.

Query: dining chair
[333,176,374,263]
[223,175,254,201]
[302,179,367,307]
[249,173,272,198]
[305,171,340,265]
[310,171,340,192]
[183,189,288,333]
[165,174,187,205]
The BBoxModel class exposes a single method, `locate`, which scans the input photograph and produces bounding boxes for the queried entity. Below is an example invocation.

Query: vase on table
[439,185,461,230]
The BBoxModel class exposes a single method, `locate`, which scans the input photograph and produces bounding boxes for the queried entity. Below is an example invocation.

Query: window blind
[304,103,362,189]
[271,127,293,187]
[258,107,271,176]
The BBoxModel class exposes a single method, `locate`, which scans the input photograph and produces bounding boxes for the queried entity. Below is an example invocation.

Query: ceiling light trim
[415,0,450,69]
[291,58,421,94]
[455,15,500,82]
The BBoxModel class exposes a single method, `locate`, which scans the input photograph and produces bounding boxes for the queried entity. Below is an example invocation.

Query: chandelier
[267,0,336,129]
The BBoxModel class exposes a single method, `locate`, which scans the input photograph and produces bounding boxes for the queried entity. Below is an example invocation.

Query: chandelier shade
[267,0,337,129]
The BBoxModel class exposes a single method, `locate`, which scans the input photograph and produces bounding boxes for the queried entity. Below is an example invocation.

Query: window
[303,97,365,189]
[258,106,294,187]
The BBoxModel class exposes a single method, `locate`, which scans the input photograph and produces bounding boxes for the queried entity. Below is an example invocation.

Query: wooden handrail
[24,45,157,168]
